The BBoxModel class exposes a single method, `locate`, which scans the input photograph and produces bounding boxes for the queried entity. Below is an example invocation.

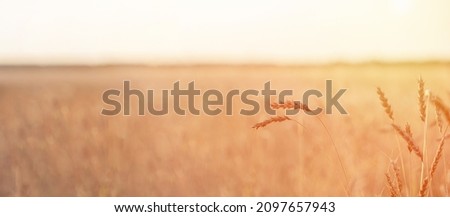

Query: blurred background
[0,0,450,196]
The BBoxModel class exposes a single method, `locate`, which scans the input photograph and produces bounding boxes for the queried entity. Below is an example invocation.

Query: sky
[0,0,450,64]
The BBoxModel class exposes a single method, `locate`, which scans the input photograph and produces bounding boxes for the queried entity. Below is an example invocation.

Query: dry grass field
[1,63,450,196]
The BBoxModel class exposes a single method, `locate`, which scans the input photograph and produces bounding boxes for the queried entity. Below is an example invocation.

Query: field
[1,63,450,196]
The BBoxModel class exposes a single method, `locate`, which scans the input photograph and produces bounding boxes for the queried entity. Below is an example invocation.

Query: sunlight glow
[391,0,413,16]
[0,0,449,64]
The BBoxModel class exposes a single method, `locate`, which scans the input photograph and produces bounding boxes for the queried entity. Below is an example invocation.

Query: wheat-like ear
[419,177,429,197]
[435,105,444,134]
[404,123,413,152]
[252,116,291,129]
[271,100,311,112]
[430,137,446,179]
[418,77,426,122]
[392,124,423,161]
[377,87,394,121]
[418,95,448,197]
[433,97,450,124]
[385,173,398,197]
[392,162,403,196]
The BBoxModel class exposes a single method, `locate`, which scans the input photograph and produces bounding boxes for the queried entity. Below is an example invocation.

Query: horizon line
[1,60,450,68]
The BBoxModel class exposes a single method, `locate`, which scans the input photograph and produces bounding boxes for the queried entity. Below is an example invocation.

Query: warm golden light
[1,1,450,198]
[391,0,413,15]
[0,0,449,64]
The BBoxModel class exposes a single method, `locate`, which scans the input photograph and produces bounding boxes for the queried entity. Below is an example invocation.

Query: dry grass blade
[385,173,398,197]
[392,124,423,161]
[377,87,394,121]
[252,116,291,129]
[418,77,426,122]
[271,100,311,112]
